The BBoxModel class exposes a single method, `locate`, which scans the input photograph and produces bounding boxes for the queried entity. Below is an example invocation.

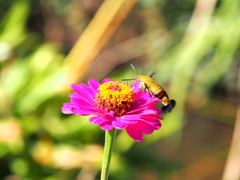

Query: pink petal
[102,78,113,83]
[131,101,160,114]
[89,114,116,130]
[119,115,139,124]
[71,84,82,93]
[133,92,146,104]
[126,126,144,141]
[141,106,161,115]
[142,99,160,107]
[88,79,100,91]
[62,103,77,114]
[73,108,103,116]
[69,93,79,98]
[141,114,163,121]
[71,84,95,103]
[127,107,148,114]
[100,122,114,130]
[132,99,157,111]
[131,81,142,93]
[106,111,115,117]
[153,121,161,129]
[80,83,96,96]
[112,118,127,129]
[130,106,161,115]
[89,116,108,124]
[70,97,96,109]
[132,121,156,134]
[139,118,162,130]
[136,95,159,106]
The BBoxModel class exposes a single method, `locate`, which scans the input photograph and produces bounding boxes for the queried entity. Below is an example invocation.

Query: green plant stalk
[100,129,117,180]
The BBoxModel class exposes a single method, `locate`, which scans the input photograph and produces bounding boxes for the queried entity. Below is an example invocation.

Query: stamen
[95,81,135,116]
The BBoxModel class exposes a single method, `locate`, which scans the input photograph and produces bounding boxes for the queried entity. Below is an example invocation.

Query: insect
[123,64,176,113]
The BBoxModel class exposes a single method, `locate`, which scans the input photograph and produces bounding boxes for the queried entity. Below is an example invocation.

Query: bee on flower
[123,64,176,113]
[62,78,163,141]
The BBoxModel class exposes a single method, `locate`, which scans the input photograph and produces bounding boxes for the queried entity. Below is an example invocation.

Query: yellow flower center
[95,81,135,117]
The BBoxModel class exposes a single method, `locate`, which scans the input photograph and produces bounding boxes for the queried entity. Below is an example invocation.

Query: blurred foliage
[0,0,239,180]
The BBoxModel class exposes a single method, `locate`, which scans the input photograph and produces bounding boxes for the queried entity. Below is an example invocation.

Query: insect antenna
[130,64,139,75]
[122,78,136,81]
[122,64,138,81]
[149,72,157,77]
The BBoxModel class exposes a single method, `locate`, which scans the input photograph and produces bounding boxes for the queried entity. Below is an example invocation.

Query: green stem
[100,129,117,180]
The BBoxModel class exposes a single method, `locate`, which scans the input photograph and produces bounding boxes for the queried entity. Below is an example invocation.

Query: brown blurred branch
[82,30,171,81]
[222,70,240,180]
[184,0,217,41]
[63,0,137,90]
[169,0,218,98]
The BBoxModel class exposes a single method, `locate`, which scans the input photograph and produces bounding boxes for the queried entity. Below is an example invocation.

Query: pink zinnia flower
[62,79,163,141]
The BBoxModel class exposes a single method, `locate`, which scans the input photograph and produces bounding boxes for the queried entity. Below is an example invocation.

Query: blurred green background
[0,0,239,180]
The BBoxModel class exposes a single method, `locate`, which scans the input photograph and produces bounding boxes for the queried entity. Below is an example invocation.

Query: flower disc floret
[95,81,135,117]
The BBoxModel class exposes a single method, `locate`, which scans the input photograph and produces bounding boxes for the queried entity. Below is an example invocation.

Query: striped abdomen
[138,75,176,113]
[154,90,170,106]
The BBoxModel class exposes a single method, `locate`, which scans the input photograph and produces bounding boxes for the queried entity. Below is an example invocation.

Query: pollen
[95,81,135,117]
